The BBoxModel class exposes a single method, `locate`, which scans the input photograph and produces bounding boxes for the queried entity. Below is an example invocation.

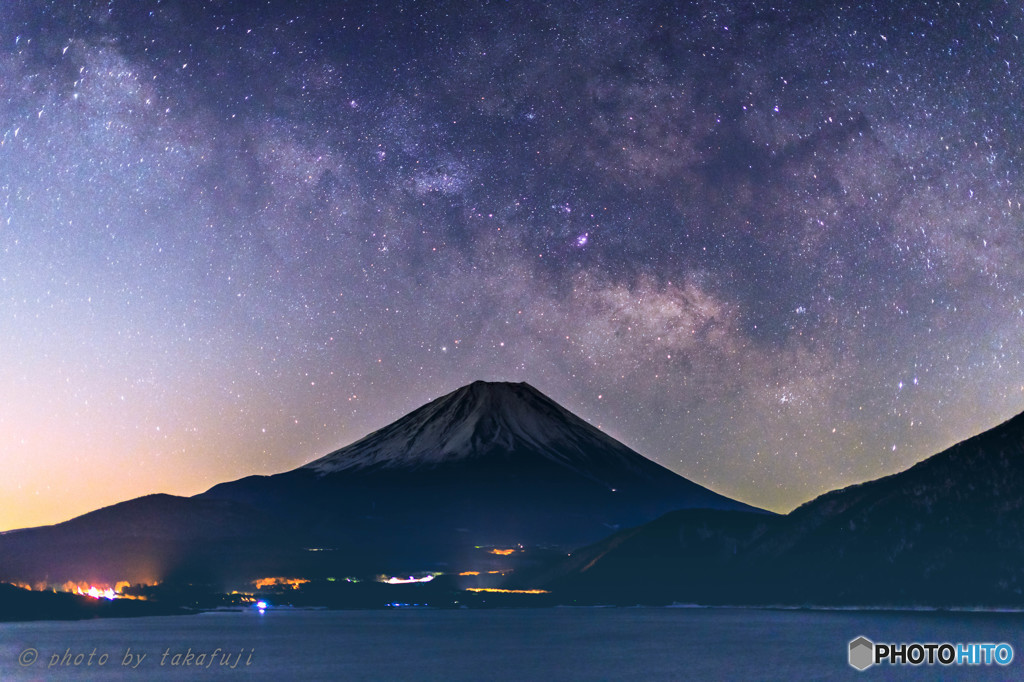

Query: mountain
[745,408,1024,604]
[534,409,1024,606]
[194,381,764,573]
[0,381,762,589]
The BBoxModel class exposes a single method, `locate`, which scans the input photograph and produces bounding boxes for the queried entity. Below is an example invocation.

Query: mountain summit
[305,381,612,473]
[302,381,721,497]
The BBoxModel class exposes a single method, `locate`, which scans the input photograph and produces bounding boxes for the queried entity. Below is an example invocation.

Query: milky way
[2,0,1023,528]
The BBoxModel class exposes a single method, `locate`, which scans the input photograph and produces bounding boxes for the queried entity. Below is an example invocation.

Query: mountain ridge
[532,404,1024,606]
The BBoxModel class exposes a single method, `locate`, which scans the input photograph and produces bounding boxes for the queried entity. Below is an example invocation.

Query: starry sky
[2,0,1023,531]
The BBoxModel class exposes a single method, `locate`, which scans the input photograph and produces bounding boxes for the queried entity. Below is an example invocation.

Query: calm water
[2,607,1023,680]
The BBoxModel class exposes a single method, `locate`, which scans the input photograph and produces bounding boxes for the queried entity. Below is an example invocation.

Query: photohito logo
[848,636,1014,670]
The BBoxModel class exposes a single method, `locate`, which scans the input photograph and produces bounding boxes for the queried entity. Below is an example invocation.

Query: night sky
[3,0,1023,530]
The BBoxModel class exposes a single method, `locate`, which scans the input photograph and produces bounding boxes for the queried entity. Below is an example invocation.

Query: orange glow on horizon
[466,588,549,594]
[487,548,516,555]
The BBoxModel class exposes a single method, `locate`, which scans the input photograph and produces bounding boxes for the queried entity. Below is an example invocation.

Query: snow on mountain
[304,381,651,477]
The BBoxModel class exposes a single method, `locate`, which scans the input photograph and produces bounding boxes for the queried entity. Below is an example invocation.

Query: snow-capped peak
[303,380,636,475]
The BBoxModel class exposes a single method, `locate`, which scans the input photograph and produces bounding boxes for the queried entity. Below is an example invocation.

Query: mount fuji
[0,381,763,588]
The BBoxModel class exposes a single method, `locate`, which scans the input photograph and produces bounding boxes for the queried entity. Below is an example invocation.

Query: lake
[2,607,1023,680]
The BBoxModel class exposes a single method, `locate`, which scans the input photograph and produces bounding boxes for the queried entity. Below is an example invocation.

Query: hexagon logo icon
[849,636,875,671]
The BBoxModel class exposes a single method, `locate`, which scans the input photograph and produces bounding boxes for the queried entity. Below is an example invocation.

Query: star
[1,0,1022,529]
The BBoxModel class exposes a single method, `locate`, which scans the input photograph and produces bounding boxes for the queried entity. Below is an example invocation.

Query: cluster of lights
[383,575,435,585]
[57,581,147,600]
[77,585,116,600]
[252,577,310,590]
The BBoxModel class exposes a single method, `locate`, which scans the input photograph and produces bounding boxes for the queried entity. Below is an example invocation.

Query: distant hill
[529,410,1024,607]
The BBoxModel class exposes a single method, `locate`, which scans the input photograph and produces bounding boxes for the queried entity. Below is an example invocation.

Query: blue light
[256,600,268,610]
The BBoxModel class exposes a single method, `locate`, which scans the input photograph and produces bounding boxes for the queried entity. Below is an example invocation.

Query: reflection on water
[2,607,1024,680]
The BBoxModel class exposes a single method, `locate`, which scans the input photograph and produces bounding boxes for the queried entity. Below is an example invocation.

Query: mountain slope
[0,494,298,586]
[520,508,778,604]
[746,409,1024,604]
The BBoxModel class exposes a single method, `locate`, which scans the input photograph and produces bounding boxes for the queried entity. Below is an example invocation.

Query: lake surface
[2,607,1023,680]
